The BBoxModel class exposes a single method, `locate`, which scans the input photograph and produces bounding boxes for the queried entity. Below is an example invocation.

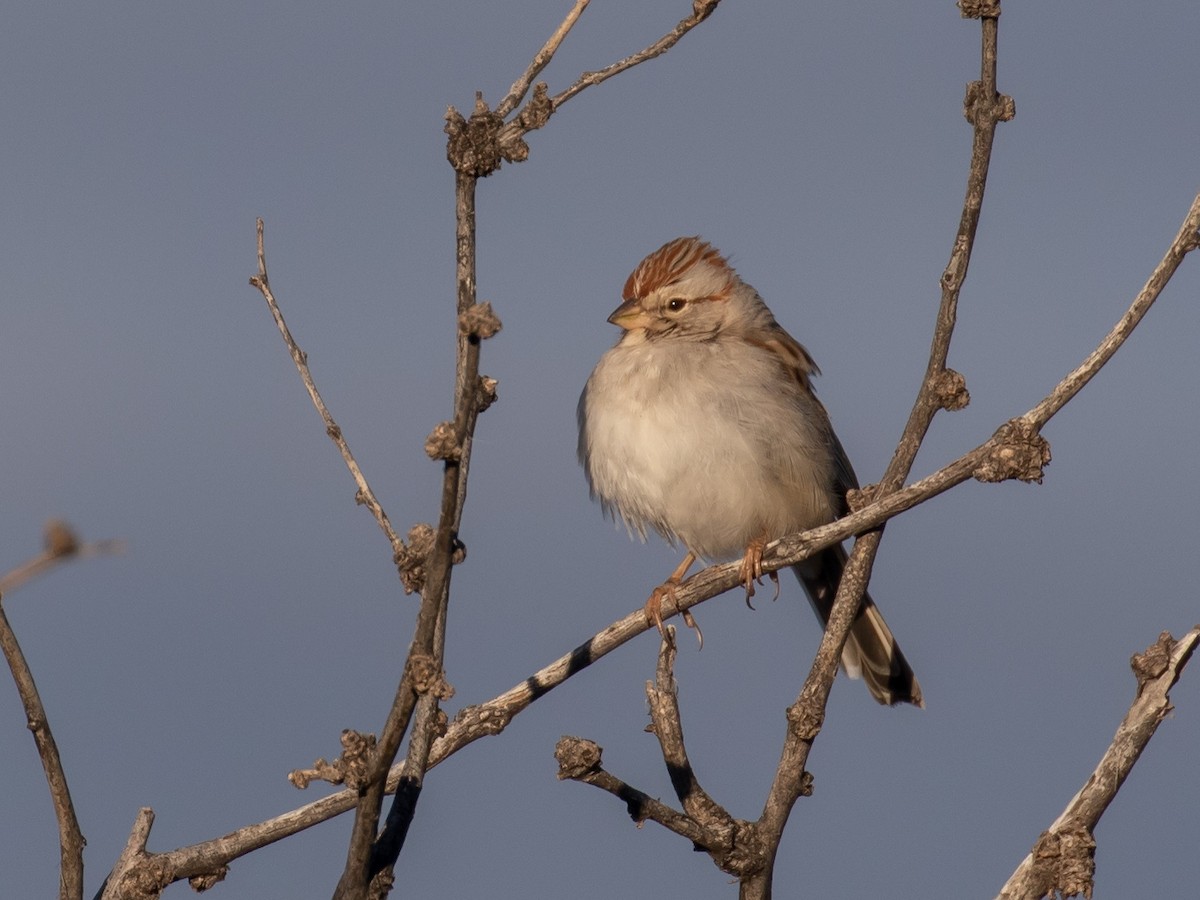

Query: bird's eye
[666,298,687,312]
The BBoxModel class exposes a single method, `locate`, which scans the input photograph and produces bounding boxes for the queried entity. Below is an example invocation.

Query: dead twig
[248,220,405,562]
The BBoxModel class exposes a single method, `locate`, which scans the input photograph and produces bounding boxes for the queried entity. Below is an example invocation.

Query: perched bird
[577,237,922,707]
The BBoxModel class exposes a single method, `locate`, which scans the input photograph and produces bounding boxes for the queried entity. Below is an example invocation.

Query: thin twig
[0,520,123,595]
[1024,191,1200,428]
[553,735,717,847]
[996,627,1200,900]
[546,0,720,113]
[495,0,590,119]
[494,1,721,148]
[248,220,404,560]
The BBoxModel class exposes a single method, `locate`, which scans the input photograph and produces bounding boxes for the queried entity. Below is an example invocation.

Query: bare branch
[332,4,725,884]
[487,1,723,163]
[553,735,722,850]
[496,0,590,119]
[255,5,722,893]
[334,164,492,897]
[644,631,735,831]
[86,340,1200,885]
[248,220,405,562]
[1023,192,1200,429]
[544,1,721,114]
[749,15,1014,867]
[0,596,85,900]
[554,638,770,879]
[89,6,1200,892]
[996,627,1200,900]
[1,520,121,900]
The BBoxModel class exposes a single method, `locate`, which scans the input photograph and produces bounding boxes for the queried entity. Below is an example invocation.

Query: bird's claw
[644,583,703,648]
[738,537,769,608]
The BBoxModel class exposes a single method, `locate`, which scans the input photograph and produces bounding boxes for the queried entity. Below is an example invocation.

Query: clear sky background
[3,3,1199,898]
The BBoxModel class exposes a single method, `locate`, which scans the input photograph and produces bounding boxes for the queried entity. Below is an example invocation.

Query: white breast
[578,336,837,561]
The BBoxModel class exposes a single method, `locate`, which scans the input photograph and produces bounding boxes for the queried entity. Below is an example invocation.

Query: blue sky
[3,3,1198,897]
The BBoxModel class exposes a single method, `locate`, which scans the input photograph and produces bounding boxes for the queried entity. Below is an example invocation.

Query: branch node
[974,420,1051,484]
[512,81,553,135]
[409,652,455,701]
[424,421,462,461]
[1131,631,1174,696]
[187,866,229,892]
[1028,819,1096,900]
[964,81,1016,127]
[458,301,503,340]
[450,702,513,739]
[395,524,434,594]
[797,770,815,797]
[44,519,80,558]
[786,700,825,742]
[714,821,772,878]
[845,483,879,513]
[692,0,721,22]
[450,535,467,566]
[932,368,971,411]
[445,93,530,176]
[957,0,1001,19]
[555,736,603,780]
[476,375,500,413]
[368,870,395,900]
[115,857,172,900]
[289,730,377,791]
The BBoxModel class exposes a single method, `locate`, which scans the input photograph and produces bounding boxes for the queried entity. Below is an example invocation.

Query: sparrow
[577,237,922,706]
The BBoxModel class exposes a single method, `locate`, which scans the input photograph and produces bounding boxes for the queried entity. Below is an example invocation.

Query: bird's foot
[644,552,703,648]
[739,536,769,608]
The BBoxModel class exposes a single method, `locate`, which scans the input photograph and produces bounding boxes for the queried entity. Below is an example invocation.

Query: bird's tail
[792,546,923,707]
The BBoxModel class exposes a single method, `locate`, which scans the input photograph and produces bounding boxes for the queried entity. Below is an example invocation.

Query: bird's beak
[607,299,652,331]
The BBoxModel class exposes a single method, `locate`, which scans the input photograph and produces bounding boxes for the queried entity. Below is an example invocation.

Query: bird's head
[607,236,756,341]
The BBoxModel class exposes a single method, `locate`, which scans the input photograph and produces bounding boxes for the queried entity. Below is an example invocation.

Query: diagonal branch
[752,11,1013,885]
[1,521,120,900]
[543,0,721,114]
[248,220,404,561]
[554,735,715,847]
[996,627,1200,900]
[1023,192,1200,428]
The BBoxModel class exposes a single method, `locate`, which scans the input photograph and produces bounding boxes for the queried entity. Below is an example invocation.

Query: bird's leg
[739,534,769,609]
[645,552,703,645]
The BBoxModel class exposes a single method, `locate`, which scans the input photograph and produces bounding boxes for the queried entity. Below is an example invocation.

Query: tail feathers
[793,547,923,708]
